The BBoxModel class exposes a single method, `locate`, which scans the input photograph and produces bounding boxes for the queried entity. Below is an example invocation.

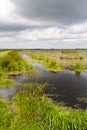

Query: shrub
[0,50,34,87]
[70,62,83,74]
[0,50,31,72]
[45,59,64,72]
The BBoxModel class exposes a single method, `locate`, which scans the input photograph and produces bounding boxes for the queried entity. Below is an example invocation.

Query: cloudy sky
[0,0,87,49]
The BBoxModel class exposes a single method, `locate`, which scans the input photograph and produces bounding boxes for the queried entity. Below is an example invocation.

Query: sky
[0,0,87,49]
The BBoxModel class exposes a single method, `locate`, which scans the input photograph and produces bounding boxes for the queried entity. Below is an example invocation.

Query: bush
[45,59,64,72]
[70,62,83,74]
[0,50,31,72]
[0,50,33,87]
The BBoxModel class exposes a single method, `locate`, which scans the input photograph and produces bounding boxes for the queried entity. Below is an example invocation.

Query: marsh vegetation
[0,50,33,88]
[0,83,87,130]
[0,50,87,130]
[23,50,87,73]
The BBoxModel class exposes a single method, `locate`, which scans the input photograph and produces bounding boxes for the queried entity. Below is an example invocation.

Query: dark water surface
[0,62,87,109]
[37,71,87,109]
[31,63,87,109]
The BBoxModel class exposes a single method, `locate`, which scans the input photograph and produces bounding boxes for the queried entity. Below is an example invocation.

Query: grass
[0,50,34,88]
[0,50,10,57]
[44,58,64,72]
[0,50,87,129]
[23,50,87,73]
[0,50,30,72]
[0,83,86,130]
[0,99,13,130]
[70,62,84,74]
[26,52,64,72]
[13,83,87,130]
[0,67,15,88]
[0,79,15,89]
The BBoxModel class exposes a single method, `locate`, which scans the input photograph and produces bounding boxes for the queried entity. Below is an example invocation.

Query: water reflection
[0,62,87,109]
[35,68,87,109]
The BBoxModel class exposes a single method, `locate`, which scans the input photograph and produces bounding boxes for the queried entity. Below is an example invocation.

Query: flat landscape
[0,50,87,130]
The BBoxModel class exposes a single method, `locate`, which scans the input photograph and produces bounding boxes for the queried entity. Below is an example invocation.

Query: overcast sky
[0,0,87,49]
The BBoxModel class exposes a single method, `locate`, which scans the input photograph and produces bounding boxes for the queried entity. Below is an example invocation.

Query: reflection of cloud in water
[0,86,19,99]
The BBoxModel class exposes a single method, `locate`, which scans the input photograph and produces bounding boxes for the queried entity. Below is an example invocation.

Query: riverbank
[0,83,87,130]
[23,50,87,73]
[0,50,34,88]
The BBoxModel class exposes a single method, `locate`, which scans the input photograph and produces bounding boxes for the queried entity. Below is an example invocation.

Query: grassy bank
[0,50,86,87]
[0,83,87,130]
[0,50,34,88]
[23,50,87,73]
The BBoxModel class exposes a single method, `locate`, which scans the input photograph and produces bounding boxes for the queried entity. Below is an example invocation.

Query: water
[36,69,87,109]
[0,86,19,99]
[19,52,30,59]
[0,73,29,99]
[0,53,87,109]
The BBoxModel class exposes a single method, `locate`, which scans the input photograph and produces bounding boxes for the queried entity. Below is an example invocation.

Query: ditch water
[0,55,87,109]
[35,66,87,109]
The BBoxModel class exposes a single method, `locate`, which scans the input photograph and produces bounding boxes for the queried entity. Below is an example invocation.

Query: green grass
[0,79,15,89]
[0,99,13,130]
[44,58,64,72]
[0,83,87,130]
[29,53,64,72]
[23,50,87,73]
[70,62,84,74]
[10,83,87,130]
[0,50,30,72]
[0,50,34,88]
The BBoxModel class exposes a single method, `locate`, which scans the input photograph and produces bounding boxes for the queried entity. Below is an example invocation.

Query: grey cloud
[0,21,48,32]
[0,0,87,49]
[0,25,26,31]
[12,0,87,26]
[0,22,38,32]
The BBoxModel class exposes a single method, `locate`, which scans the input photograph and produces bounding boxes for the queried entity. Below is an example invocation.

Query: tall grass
[0,50,32,72]
[70,62,84,74]
[30,54,64,72]
[0,83,87,129]
[24,50,87,73]
[0,99,13,130]
[10,83,87,130]
[44,58,64,72]
[0,50,34,88]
